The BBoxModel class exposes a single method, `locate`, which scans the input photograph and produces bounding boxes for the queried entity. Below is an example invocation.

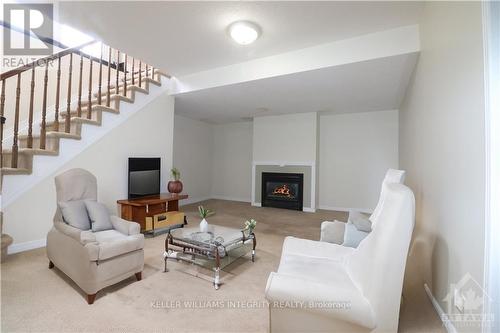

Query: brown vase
[168,180,183,194]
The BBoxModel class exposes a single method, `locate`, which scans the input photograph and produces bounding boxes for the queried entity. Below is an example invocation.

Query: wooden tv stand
[117,193,189,233]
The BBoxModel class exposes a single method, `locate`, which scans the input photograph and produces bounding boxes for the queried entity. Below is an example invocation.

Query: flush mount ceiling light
[229,21,260,45]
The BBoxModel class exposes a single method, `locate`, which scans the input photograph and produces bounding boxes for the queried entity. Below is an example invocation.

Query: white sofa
[320,169,406,247]
[265,183,415,332]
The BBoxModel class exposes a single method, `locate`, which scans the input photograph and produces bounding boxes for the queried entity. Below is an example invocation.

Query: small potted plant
[198,206,215,232]
[168,167,183,194]
[244,219,257,235]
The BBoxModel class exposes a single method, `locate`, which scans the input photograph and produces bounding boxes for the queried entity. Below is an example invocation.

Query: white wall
[399,2,485,327]
[319,110,399,211]
[253,112,318,162]
[251,110,398,212]
[173,115,214,204]
[4,94,175,247]
[172,117,253,203]
[211,121,253,202]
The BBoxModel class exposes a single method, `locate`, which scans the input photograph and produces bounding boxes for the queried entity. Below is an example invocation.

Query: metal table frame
[163,229,256,289]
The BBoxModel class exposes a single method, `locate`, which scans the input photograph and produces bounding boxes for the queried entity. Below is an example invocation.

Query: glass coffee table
[163,224,256,289]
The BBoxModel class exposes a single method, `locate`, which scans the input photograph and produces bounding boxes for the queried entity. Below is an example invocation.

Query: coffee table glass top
[169,225,247,249]
[166,224,255,272]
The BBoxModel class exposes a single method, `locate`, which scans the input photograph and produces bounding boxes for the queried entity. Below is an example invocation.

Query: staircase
[0,41,170,257]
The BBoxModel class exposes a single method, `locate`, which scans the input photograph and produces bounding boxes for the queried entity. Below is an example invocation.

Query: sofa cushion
[58,200,91,230]
[342,223,369,248]
[348,211,372,232]
[85,201,113,232]
[320,220,346,244]
[282,236,354,262]
[277,252,353,287]
[93,230,144,260]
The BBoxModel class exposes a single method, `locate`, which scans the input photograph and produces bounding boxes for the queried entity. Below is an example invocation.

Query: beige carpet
[1,199,444,332]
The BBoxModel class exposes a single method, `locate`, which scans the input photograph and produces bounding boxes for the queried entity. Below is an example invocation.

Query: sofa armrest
[320,221,346,244]
[110,216,141,235]
[54,221,96,245]
[265,272,376,330]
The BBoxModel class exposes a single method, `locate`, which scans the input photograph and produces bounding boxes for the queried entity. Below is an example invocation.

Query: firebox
[261,172,304,211]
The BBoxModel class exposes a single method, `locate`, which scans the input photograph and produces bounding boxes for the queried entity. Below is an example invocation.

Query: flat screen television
[128,158,160,199]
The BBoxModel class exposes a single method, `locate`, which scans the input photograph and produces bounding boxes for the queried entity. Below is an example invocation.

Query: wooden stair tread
[96,84,149,97]
[110,94,134,103]
[1,168,31,175]
[80,94,134,107]
[46,118,100,126]
[60,105,119,118]
[19,132,81,140]
[3,148,58,156]
[1,234,13,247]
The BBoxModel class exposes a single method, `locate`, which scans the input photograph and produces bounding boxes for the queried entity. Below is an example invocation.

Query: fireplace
[261,172,304,211]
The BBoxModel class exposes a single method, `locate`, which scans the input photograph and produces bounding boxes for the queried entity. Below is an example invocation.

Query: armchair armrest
[110,216,141,235]
[320,221,346,244]
[54,221,96,245]
[265,272,376,330]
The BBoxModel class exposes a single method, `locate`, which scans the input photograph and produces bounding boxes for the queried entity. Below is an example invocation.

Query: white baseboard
[251,202,262,207]
[424,283,458,333]
[210,195,251,203]
[318,205,373,214]
[8,238,46,255]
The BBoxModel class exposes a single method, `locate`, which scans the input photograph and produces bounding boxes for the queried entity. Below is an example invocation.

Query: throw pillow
[348,211,372,232]
[85,200,113,232]
[342,223,369,248]
[58,200,91,230]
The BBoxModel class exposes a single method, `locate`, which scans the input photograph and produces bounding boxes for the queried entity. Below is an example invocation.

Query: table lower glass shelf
[163,240,254,289]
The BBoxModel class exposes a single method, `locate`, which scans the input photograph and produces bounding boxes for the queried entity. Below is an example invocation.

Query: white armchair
[265,183,415,332]
[320,169,406,247]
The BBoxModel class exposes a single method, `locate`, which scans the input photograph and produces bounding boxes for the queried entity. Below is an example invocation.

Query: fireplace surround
[261,172,304,211]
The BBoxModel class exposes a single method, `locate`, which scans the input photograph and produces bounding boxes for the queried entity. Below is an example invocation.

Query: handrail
[0,40,97,80]
[0,38,167,171]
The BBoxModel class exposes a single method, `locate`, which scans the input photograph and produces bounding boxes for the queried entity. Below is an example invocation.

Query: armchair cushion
[92,230,144,261]
[58,200,91,230]
[342,223,369,248]
[348,211,372,232]
[85,201,113,232]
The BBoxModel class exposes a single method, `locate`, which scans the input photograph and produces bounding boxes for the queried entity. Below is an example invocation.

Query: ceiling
[58,1,423,76]
[174,53,419,124]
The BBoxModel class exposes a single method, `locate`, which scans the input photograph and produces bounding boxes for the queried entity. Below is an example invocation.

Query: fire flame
[273,184,292,197]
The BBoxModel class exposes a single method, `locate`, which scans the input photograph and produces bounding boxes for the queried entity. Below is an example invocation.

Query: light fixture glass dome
[229,21,260,45]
